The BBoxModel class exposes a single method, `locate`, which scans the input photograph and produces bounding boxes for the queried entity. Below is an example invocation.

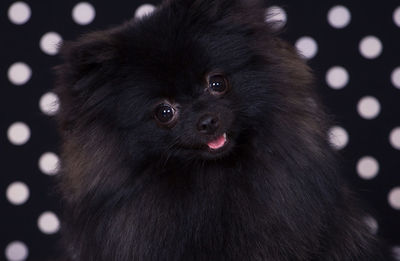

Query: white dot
[39,92,60,116]
[7,122,31,146]
[5,241,28,261]
[391,67,400,89]
[357,156,379,180]
[357,96,381,120]
[393,246,400,261]
[359,36,383,59]
[72,2,95,25]
[388,187,400,210]
[295,36,318,60]
[6,182,30,205]
[38,152,60,175]
[38,211,60,234]
[394,7,400,28]
[326,66,349,89]
[327,5,351,29]
[363,216,378,234]
[265,6,287,30]
[389,127,400,150]
[134,4,156,19]
[7,62,32,86]
[328,126,349,150]
[40,32,62,55]
[8,2,31,25]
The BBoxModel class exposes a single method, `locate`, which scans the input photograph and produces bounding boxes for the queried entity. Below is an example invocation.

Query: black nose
[197,114,220,134]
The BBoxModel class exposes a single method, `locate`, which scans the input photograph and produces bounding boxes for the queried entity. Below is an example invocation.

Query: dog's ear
[57,30,121,87]
[55,30,123,130]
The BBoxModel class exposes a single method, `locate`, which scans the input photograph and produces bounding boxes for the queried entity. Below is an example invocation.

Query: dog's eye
[154,103,176,125]
[208,74,229,95]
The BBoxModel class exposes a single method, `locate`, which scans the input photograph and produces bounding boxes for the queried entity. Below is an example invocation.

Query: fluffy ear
[58,30,121,86]
[55,30,123,131]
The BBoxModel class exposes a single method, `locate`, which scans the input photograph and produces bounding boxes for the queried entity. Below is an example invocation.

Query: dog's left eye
[208,74,229,95]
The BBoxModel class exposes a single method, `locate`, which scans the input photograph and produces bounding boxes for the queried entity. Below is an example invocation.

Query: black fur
[55,0,393,260]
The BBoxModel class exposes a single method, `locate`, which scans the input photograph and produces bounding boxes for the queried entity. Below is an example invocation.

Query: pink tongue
[207,134,226,150]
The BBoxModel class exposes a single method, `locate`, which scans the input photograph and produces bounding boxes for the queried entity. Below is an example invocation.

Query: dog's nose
[197,114,220,134]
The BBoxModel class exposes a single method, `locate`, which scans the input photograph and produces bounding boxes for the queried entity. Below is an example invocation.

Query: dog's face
[148,70,236,159]
[57,0,311,163]
[112,31,270,161]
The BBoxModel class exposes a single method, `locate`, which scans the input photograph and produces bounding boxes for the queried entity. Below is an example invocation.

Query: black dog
[55,0,393,260]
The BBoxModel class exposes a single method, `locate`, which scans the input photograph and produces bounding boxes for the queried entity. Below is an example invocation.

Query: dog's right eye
[154,103,176,125]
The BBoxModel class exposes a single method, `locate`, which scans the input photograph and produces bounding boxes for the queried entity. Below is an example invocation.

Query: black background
[1,0,399,260]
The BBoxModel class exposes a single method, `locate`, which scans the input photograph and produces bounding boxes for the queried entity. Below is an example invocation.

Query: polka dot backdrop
[1,0,399,260]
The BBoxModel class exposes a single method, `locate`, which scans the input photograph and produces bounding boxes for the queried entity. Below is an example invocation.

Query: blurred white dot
[265,6,287,30]
[134,4,156,19]
[7,122,31,146]
[391,67,400,89]
[295,36,318,60]
[39,152,60,175]
[6,182,30,205]
[389,127,400,150]
[326,66,349,89]
[8,2,31,25]
[394,7,400,28]
[328,126,349,150]
[388,187,400,210]
[38,211,60,234]
[359,36,383,59]
[327,5,351,29]
[5,241,28,261]
[7,62,32,86]
[40,32,62,55]
[39,92,60,116]
[393,246,400,261]
[357,96,381,120]
[72,2,95,25]
[363,216,378,234]
[357,156,379,180]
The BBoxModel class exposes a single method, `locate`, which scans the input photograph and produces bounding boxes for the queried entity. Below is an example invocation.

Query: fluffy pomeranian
[55,0,393,260]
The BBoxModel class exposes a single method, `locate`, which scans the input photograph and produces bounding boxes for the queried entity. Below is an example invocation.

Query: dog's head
[56,0,315,163]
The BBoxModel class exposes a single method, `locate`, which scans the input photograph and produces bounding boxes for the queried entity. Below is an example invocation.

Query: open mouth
[207,133,227,150]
